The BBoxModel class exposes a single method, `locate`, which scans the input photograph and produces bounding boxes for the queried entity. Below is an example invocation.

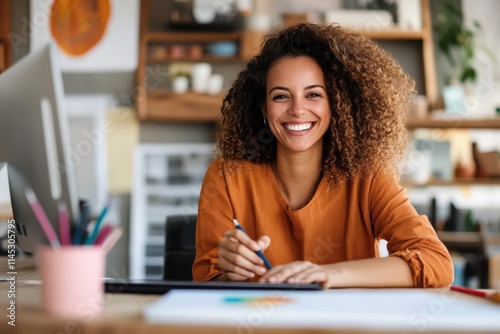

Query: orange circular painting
[50,0,111,56]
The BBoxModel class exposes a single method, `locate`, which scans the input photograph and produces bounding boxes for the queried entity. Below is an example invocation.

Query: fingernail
[248,273,255,278]
[258,240,266,248]
[258,267,266,275]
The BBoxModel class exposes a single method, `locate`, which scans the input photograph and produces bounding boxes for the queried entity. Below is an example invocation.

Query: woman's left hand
[259,261,335,288]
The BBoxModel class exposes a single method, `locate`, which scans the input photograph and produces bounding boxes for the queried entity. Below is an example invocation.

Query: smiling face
[263,56,331,157]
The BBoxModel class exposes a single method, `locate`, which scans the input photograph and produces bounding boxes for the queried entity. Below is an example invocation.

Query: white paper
[144,289,500,331]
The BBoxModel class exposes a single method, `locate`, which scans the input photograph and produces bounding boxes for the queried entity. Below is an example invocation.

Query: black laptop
[105,279,323,294]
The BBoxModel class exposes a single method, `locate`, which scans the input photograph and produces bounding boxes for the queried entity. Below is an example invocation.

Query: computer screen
[0,43,79,254]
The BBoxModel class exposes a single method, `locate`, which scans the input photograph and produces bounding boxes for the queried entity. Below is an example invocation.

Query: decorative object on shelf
[410,94,428,119]
[434,0,481,85]
[415,139,453,181]
[172,76,189,94]
[433,0,495,115]
[191,62,212,93]
[206,73,224,95]
[454,161,476,179]
[206,41,238,57]
[30,0,140,72]
[403,149,432,185]
[169,0,241,32]
[168,62,192,93]
[169,45,186,59]
[188,44,203,59]
[472,142,500,178]
[395,0,422,31]
[324,10,393,30]
[442,84,466,114]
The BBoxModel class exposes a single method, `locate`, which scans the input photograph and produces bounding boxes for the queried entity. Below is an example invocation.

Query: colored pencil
[25,189,60,248]
[451,285,500,303]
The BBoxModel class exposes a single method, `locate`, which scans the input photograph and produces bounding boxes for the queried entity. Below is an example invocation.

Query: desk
[1,257,499,334]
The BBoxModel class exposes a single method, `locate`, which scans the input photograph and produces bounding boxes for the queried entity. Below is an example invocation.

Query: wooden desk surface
[0,257,497,334]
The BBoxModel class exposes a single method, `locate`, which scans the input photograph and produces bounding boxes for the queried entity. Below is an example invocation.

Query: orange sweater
[193,158,453,287]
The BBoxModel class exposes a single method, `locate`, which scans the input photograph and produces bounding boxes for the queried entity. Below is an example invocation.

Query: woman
[192,23,453,288]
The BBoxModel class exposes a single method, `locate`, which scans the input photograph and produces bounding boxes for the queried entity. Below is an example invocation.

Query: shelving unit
[407,118,500,129]
[406,116,500,288]
[136,0,256,122]
[129,144,214,279]
[0,0,11,73]
[136,0,437,122]
[405,117,500,187]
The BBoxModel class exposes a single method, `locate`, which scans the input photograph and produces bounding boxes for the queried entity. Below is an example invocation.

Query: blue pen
[232,219,272,270]
[84,200,110,245]
[72,202,90,245]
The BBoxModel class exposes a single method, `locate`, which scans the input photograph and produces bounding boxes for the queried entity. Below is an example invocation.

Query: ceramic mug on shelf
[206,73,224,95]
[172,76,189,94]
[191,63,212,94]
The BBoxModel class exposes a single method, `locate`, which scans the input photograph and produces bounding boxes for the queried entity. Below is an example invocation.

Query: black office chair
[163,214,197,281]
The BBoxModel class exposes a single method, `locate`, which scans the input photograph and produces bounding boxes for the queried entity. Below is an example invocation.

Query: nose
[287,96,306,117]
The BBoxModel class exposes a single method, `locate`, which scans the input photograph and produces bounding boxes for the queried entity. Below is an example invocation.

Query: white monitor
[0,44,79,253]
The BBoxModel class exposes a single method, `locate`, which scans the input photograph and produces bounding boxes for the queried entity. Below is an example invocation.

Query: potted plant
[434,0,480,86]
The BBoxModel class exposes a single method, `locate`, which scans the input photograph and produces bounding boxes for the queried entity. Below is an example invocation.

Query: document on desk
[143,288,500,331]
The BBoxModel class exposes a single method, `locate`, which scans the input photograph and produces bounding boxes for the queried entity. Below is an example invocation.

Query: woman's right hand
[217,229,270,281]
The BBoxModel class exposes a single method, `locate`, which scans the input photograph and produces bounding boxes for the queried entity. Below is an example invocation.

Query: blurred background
[0,0,499,289]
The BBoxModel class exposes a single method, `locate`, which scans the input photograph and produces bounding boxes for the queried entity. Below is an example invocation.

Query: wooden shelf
[437,231,484,250]
[140,91,223,122]
[407,118,500,129]
[403,178,500,187]
[146,31,239,43]
[147,55,241,64]
[438,231,482,243]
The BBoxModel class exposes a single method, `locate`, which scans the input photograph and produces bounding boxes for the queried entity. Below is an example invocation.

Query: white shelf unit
[130,143,214,279]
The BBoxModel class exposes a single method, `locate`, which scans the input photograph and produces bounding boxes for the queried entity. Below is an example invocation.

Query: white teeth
[285,123,312,131]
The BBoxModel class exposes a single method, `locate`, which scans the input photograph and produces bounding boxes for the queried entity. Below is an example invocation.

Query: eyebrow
[268,84,326,95]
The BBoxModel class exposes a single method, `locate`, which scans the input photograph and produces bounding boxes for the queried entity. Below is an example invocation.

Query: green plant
[434,1,480,84]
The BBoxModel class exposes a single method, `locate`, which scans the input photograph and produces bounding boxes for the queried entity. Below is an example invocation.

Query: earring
[264,118,268,127]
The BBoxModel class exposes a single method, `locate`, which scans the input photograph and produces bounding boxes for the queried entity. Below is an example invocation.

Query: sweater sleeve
[369,173,454,288]
[192,160,234,281]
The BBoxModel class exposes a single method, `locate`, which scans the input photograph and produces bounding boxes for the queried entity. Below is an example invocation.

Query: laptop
[104,279,323,294]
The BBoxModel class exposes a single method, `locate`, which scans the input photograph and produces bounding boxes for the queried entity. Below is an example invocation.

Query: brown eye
[273,94,288,101]
[307,92,322,98]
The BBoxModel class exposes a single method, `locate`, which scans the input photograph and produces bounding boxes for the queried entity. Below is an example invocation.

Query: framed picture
[30,0,140,72]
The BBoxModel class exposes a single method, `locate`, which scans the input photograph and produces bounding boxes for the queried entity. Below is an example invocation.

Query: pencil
[102,227,123,253]
[94,224,113,246]
[84,200,110,245]
[72,202,90,245]
[57,202,71,246]
[232,219,272,270]
[25,189,60,248]
[450,285,500,303]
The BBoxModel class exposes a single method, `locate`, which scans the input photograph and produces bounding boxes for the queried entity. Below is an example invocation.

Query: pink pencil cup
[37,245,105,318]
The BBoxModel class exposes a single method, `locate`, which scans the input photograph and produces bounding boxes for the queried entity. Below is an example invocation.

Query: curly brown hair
[216,23,415,185]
